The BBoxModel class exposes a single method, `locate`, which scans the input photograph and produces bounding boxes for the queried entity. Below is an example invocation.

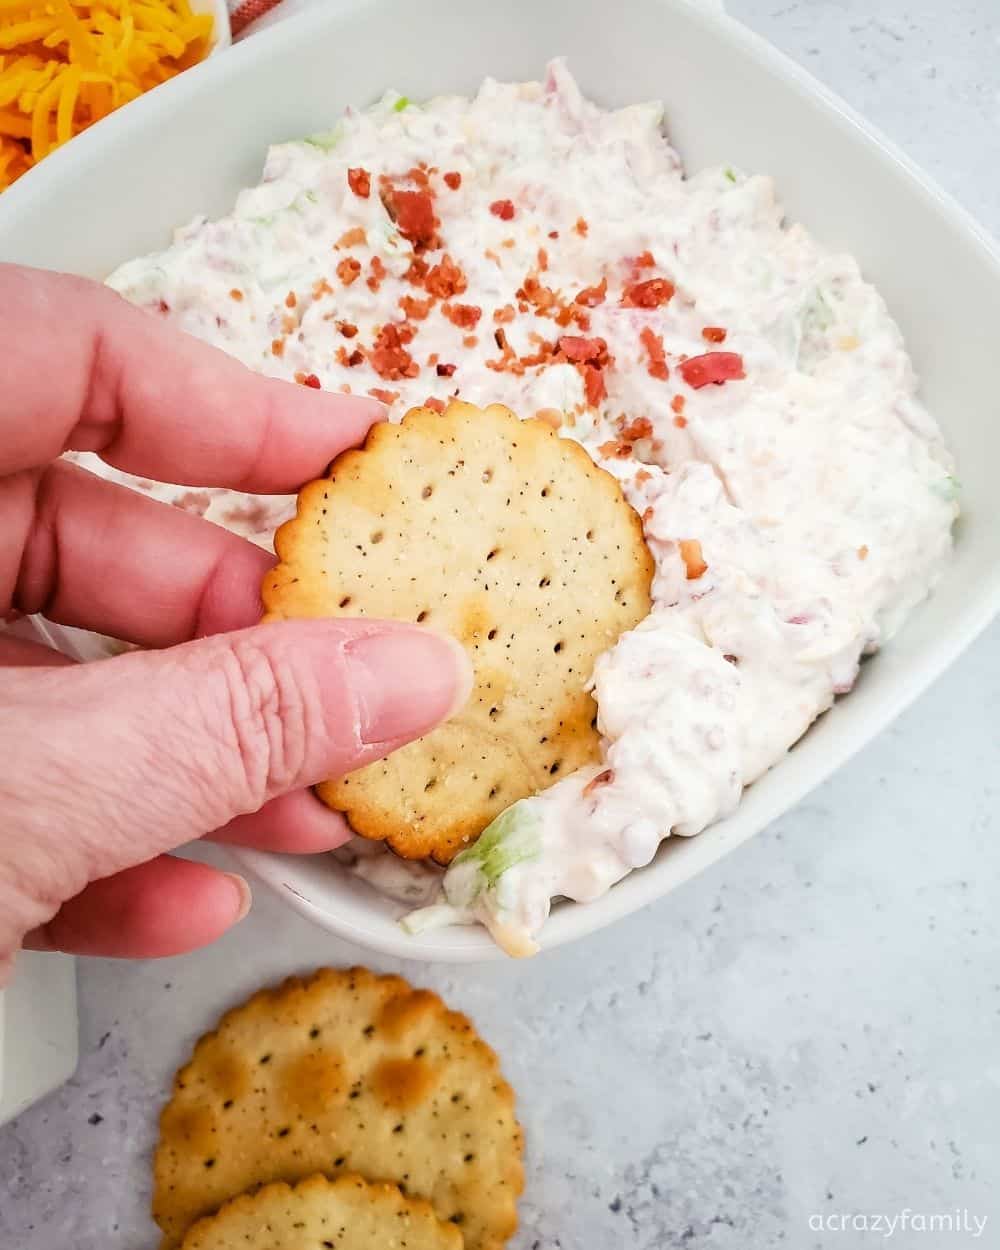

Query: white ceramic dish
[1,0,998,962]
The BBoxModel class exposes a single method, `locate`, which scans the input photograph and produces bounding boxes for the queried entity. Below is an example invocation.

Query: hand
[0,264,472,981]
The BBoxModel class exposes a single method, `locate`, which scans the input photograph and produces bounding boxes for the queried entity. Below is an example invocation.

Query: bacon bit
[424,254,467,299]
[702,326,728,343]
[501,237,516,249]
[518,275,558,317]
[537,247,549,271]
[406,164,433,190]
[442,302,482,330]
[493,304,516,324]
[313,278,333,298]
[270,338,285,358]
[436,362,457,377]
[857,545,870,561]
[633,250,655,269]
[599,438,631,459]
[336,257,362,286]
[583,365,606,407]
[574,277,607,307]
[639,327,669,381]
[370,323,418,381]
[621,277,675,308]
[383,185,438,247]
[427,352,439,366]
[424,396,446,413]
[399,293,433,321]
[229,288,244,301]
[490,198,515,221]
[337,321,359,338]
[443,170,462,190]
[463,335,479,348]
[369,387,399,405]
[284,291,297,309]
[671,394,686,415]
[404,255,430,285]
[548,229,559,239]
[679,539,708,580]
[620,416,653,442]
[335,226,367,250]
[281,314,297,335]
[347,167,371,198]
[299,373,322,388]
[575,217,588,236]
[484,248,502,267]
[535,407,562,430]
[674,415,688,428]
[367,255,388,293]
[582,768,614,798]
[678,351,746,389]
[336,346,365,367]
[157,299,170,314]
[635,469,652,486]
[557,335,611,366]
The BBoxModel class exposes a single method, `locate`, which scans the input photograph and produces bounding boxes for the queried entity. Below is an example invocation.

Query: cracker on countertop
[154,967,523,1250]
[178,1173,463,1250]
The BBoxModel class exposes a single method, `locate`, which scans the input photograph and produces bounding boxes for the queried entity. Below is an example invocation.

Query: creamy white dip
[80,62,958,955]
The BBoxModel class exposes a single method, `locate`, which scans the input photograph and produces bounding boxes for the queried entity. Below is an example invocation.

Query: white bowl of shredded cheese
[1,0,998,962]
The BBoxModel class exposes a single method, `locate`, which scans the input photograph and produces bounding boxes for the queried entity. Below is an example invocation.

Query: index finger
[0,263,384,489]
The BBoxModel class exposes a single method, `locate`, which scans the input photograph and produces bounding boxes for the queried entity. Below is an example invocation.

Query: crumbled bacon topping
[337,321,359,338]
[381,182,438,248]
[442,302,482,330]
[574,277,607,307]
[639,327,669,381]
[620,416,653,442]
[295,372,322,388]
[557,335,611,367]
[678,351,745,389]
[443,171,462,190]
[436,362,457,377]
[348,167,371,198]
[284,291,297,309]
[270,338,284,358]
[599,438,631,459]
[621,277,675,308]
[490,198,515,220]
[313,278,333,298]
[369,387,399,405]
[229,288,243,301]
[537,247,549,271]
[336,346,365,368]
[493,304,516,324]
[463,334,479,348]
[679,539,708,580]
[702,326,728,343]
[367,255,387,292]
[424,396,446,413]
[336,257,362,286]
[336,226,367,249]
[424,254,467,299]
[399,293,433,320]
[369,323,418,380]
[671,394,686,415]
[404,255,430,285]
[574,217,588,236]
[583,365,606,407]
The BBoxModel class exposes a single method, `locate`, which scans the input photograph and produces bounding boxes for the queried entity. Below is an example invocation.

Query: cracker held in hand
[153,967,523,1250]
[262,400,653,863]
[178,1174,462,1250]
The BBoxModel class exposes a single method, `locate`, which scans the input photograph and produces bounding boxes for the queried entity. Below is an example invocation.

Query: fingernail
[224,873,253,923]
[346,627,473,746]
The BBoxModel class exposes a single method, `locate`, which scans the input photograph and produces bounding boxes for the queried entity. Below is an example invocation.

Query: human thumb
[0,619,471,945]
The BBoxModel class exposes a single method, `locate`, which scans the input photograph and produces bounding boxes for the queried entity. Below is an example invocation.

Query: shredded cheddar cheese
[0,0,214,190]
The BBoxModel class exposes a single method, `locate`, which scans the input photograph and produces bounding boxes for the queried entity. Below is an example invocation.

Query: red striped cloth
[229,0,285,37]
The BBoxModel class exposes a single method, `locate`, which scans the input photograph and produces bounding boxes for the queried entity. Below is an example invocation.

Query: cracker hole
[541,485,550,497]
[339,596,351,608]
[334,1156,346,1167]
[363,1025,375,1037]
[487,628,498,640]
[370,530,384,544]
[482,468,494,483]
[553,641,564,653]
[486,548,499,561]
[309,1027,320,1039]
[550,762,561,775]
[539,576,551,588]
[424,778,437,792]
[586,529,595,541]
[422,484,433,499]
[259,1054,272,1065]
[489,707,499,720]
[204,1158,216,1169]
[222,1100,233,1110]
[277,1126,290,1138]
[417,610,429,623]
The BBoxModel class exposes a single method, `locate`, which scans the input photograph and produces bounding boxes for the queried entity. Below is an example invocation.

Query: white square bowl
[2,0,998,961]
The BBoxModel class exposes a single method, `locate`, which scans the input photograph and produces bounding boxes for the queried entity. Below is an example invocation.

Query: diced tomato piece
[443,171,462,190]
[621,277,675,308]
[490,199,516,220]
[347,167,371,198]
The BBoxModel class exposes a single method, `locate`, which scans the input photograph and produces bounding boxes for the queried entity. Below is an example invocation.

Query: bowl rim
[4,0,999,961]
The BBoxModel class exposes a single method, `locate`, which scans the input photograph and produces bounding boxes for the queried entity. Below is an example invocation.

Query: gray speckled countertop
[3,3,999,1247]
